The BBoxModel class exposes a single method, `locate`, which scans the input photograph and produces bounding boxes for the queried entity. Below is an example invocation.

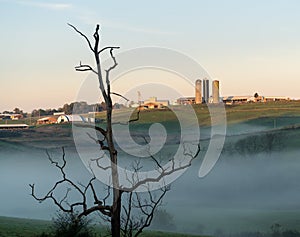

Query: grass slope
[1,101,300,127]
[1,101,300,151]
[101,101,300,126]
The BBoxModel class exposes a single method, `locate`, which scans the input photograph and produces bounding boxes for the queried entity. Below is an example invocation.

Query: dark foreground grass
[0,216,51,237]
[0,216,208,237]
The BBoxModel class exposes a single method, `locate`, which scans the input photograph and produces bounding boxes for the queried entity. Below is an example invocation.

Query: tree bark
[111,186,122,237]
[106,97,121,237]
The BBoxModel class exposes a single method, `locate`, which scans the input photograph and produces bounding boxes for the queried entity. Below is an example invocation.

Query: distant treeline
[2,101,125,118]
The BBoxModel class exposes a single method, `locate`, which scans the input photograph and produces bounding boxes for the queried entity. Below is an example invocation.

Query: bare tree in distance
[30,23,200,237]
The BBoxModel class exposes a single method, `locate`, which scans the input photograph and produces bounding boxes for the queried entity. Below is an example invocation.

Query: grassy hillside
[107,101,300,126]
[1,101,300,127]
[222,101,300,124]
[0,101,299,149]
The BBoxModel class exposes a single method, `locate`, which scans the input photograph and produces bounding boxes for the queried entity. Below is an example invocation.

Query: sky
[1,0,300,112]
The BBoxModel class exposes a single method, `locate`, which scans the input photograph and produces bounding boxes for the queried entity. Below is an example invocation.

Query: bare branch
[120,186,169,237]
[93,24,100,52]
[102,185,111,206]
[122,191,133,236]
[105,47,118,96]
[30,148,112,220]
[74,123,107,138]
[75,61,98,74]
[123,144,201,192]
[60,188,71,206]
[127,97,143,123]
[68,23,94,52]
[128,107,141,123]
[86,132,110,151]
[98,46,120,55]
[141,136,164,171]
[91,155,112,170]
[110,92,129,102]
[111,107,141,126]
[134,187,169,237]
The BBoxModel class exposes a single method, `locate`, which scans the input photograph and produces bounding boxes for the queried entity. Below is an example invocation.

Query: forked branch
[68,23,120,104]
[75,61,98,74]
[123,143,201,192]
[98,46,120,55]
[121,186,169,237]
[29,147,112,218]
[133,186,169,237]
[105,47,118,96]
[74,124,107,138]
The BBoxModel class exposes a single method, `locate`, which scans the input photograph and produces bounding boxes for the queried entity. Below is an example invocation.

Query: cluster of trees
[2,101,127,118]
[30,101,106,117]
[234,131,284,155]
[60,101,107,115]
[1,107,24,115]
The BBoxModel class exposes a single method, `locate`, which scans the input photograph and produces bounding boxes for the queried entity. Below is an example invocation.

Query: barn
[56,115,85,123]
[141,97,169,109]
[36,116,58,125]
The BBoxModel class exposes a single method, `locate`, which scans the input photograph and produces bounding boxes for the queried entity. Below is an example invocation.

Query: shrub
[51,212,95,237]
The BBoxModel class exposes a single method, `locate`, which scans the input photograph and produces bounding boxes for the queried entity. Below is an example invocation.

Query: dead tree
[30,24,200,237]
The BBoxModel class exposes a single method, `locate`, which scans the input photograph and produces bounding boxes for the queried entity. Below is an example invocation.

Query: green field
[222,101,300,124]
[0,101,299,150]
[1,101,300,127]
[0,216,51,237]
[0,216,207,237]
[87,101,300,126]
[113,101,300,125]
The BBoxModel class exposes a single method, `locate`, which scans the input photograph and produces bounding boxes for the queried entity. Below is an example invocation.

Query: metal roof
[0,124,28,129]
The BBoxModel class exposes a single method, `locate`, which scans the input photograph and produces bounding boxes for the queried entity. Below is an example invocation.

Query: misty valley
[1,116,300,236]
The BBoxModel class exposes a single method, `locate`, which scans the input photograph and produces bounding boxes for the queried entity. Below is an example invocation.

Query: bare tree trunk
[107,103,122,237]
[90,25,122,236]
[111,187,122,237]
[30,24,201,237]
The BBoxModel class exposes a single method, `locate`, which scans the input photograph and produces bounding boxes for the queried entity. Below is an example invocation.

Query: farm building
[141,97,169,109]
[0,114,23,120]
[36,116,58,125]
[0,124,28,130]
[264,96,290,102]
[221,96,265,104]
[177,97,196,105]
[53,112,65,116]
[10,114,23,120]
[0,114,12,120]
[56,115,85,123]
[222,96,252,104]
[222,95,290,104]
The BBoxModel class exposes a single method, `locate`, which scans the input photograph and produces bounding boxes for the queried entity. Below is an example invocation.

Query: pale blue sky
[1,0,300,112]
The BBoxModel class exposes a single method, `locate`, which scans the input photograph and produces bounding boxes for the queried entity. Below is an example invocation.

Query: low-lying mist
[1,119,300,236]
